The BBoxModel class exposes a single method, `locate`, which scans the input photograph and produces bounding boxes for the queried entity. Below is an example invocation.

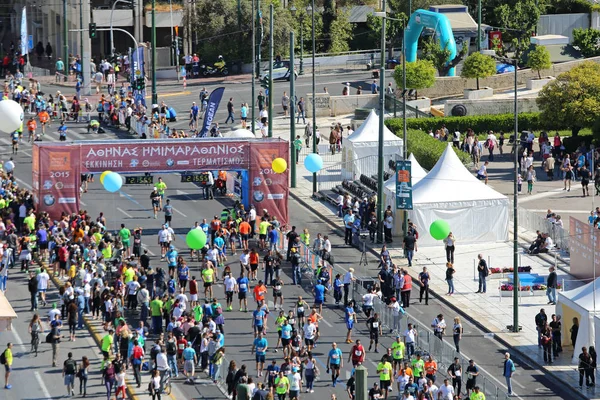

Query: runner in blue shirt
[166,246,178,276]
[266,360,280,389]
[182,342,197,383]
[190,102,199,130]
[237,272,250,312]
[253,304,266,336]
[252,332,268,377]
[313,279,327,314]
[178,264,189,290]
[267,226,279,252]
[326,342,344,387]
[345,300,357,344]
[281,321,293,357]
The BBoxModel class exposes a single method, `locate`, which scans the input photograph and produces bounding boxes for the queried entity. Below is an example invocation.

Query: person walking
[541,324,553,364]
[225,98,235,124]
[63,351,77,396]
[296,97,306,124]
[580,164,591,197]
[445,263,455,295]
[78,356,90,396]
[579,346,594,389]
[453,317,463,352]
[546,267,557,305]
[1,343,13,389]
[476,254,488,294]
[563,164,573,192]
[526,165,536,194]
[418,267,430,305]
[503,353,515,396]
[443,232,456,264]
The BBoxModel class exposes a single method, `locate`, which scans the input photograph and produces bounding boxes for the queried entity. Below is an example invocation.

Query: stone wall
[306,94,380,117]
[419,56,600,99]
[444,97,540,117]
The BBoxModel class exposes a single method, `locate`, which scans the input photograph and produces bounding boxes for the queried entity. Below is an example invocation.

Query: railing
[385,94,432,119]
[512,207,570,254]
[284,227,511,400]
[315,154,385,192]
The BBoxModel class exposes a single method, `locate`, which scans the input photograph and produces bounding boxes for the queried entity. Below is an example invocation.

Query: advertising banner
[395,160,413,210]
[20,7,27,56]
[199,87,225,137]
[570,216,600,279]
[248,141,289,224]
[38,146,81,219]
[80,140,250,173]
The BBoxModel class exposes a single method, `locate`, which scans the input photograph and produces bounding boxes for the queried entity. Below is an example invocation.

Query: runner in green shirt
[155,177,167,208]
[391,336,406,373]
[274,371,290,396]
[258,219,270,250]
[293,135,303,164]
[411,354,425,379]
[118,224,132,257]
[101,329,114,357]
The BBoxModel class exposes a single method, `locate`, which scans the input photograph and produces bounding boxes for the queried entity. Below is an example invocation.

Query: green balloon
[186,229,207,250]
[430,220,451,240]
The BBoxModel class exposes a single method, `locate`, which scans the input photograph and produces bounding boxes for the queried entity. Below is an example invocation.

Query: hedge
[385,123,472,169]
[390,113,568,136]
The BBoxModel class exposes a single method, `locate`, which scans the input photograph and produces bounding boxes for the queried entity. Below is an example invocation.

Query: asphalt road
[41,70,388,133]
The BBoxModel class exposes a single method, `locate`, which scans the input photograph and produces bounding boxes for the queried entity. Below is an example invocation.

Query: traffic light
[134,77,145,91]
[89,23,97,39]
[260,77,270,89]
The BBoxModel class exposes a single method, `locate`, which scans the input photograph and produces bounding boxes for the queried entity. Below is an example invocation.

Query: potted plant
[526,45,553,90]
[461,52,496,99]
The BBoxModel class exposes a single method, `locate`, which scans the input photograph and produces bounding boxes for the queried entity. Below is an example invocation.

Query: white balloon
[0,100,23,133]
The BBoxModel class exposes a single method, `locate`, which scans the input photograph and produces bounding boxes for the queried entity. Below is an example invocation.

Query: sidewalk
[288,159,597,399]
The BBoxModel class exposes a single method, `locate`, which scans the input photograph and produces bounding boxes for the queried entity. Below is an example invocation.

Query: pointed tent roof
[225,129,256,138]
[560,276,600,313]
[346,109,403,146]
[384,153,427,192]
[412,143,507,204]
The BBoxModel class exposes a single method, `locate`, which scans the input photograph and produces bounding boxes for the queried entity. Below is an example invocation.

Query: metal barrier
[315,154,383,192]
[372,299,511,399]
[385,94,432,118]
[513,207,570,254]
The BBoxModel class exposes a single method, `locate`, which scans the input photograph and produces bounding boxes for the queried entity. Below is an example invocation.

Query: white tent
[341,109,403,179]
[225,129,256,138]
[383,153,427,210]
[555,278,600,363]
[409,143,509,246]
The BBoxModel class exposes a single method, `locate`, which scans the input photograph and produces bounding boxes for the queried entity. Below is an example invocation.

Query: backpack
[166,340,177,355]
[0,349,6,364]
[150,344,160,359]
[65,359,77,374]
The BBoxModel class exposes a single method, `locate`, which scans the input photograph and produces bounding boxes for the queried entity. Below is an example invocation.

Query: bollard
[499,281,501,303]
[562,278,564,292]
[355,365,368,400]
[488,255,491,270]
[473,259,476,281]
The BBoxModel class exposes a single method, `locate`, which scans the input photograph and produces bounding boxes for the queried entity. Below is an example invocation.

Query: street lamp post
[251,0,256,134]
[268,3,273,138]
[289,6,304,75]
[151,0,158,104]
[110,0,132,57]
[309,0,317,194]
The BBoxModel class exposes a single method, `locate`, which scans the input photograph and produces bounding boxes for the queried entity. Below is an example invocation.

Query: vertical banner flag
[130,46,146,106]
[20,7,27,56]
[199,87,225,137]
[395,160,413,210]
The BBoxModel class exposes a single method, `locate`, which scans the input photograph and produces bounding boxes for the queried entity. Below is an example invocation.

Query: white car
[260,61,298,82]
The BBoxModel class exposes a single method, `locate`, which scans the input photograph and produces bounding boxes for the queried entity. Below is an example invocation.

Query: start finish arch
[31,138,290,223]
[405,9,458,76]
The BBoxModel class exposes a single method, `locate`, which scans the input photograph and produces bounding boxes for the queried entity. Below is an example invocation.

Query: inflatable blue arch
[405,9,458,76]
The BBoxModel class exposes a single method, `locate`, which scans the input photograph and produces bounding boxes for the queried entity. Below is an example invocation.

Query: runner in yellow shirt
[155,177,167,208]
[377,359,393,399]
[274,371,289,397]
[470,386,486,400]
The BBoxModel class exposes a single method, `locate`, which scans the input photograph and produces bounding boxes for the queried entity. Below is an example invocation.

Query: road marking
[517,188,564,204]
[15,176,32,190]
[11,315,54,399]
[320,317,333,328]
[80,199,87,206]
[34,371,53,399]
[173,208,187,218]
[510,373,527,389]
[176,189,198,203]
[146,90,191,98]
[143,246,156,256]
[117,207,134,218]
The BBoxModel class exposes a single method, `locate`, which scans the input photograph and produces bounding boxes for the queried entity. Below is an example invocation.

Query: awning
[0,291,17,332]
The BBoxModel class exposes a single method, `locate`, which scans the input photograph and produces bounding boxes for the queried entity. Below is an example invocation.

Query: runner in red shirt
[189,277,199,308]
[349,339,366,366]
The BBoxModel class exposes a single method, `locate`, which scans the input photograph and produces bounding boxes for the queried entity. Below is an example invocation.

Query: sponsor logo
[177,160,190,165]
[253,177,262,186]
[166,159,175,167]
[58,197,77,204]
[43,180,53,190]
[43,194,55,206]
[267,194,284,200]
[130,159,139,167]
[253,191,265,202]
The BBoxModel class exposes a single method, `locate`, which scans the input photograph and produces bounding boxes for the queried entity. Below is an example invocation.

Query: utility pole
[82,0,91,95]
[63,0,68,61]
[402,16,408,236]
[151,0,158,104]
[376,0,386,243]
[512,58,519,332]
[477,0,482,51]
[79,0,83,60]
[311,0,317,194]
[257,0,262,78]
[290,31,296,188]
[268,4,273,138]
[251,0,256,134]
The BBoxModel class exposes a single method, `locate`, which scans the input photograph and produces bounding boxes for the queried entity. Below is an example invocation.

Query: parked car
[260,60,298,82]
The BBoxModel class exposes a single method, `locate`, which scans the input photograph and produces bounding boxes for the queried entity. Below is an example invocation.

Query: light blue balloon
[304,153,323,173]
[103,172,123,193]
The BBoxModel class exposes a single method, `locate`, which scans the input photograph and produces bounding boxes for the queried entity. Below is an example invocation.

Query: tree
[537,62,600,136]
[526,45,551,79]
[365,12,406,57]
[494,0,541,61]
[573,27,600,58]
[421,38,468,77]
[393,59,436,98]
[461,52,496,90]
[328,10,354,53]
